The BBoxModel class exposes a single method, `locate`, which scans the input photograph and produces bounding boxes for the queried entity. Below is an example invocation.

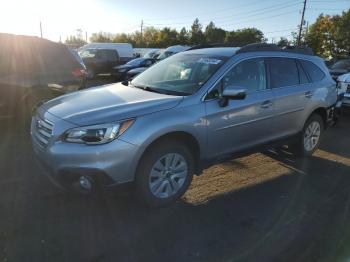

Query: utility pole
[140,20,144,47]
[39,21,43,38]
[85,31,88,43]
[297,0,307,46]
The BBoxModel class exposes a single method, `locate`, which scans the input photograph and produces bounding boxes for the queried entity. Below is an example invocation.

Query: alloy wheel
[148,153,188,199]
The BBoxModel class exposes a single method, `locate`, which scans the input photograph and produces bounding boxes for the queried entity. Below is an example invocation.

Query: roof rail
[281,45,314,55]
[236,43,314,56]
[187,43,237,51]
[187,42,314,56]
[236,43,314,55]
[236,43,281,54]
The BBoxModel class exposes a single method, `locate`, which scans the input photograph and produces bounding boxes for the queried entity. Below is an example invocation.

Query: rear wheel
[135,141,194,207]
[290,114,324,157]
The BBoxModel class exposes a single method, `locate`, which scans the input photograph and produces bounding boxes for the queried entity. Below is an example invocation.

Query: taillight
[72,68,85,77]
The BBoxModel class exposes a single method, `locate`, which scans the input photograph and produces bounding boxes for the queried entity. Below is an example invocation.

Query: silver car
[31,44,338,207]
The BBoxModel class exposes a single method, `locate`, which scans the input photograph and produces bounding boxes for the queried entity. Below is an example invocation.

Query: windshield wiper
[132,84,162,94]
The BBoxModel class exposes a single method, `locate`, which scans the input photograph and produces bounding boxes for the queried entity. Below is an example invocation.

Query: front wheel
[290,114,324,157]
[135,141,194,207]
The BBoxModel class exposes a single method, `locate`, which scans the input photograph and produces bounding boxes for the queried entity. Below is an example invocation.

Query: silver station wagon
[31,43,339,207]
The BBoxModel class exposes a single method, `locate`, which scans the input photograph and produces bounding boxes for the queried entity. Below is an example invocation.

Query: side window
[297,60,309,84]
[223,58,267,92]
[107,50,119,61]
[269,58,299,88]
[300,60,325,82]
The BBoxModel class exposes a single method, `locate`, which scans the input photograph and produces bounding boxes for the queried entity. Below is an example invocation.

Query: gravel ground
[1,87,350,261]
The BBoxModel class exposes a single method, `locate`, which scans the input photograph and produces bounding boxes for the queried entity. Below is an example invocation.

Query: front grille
[346,84,350,93]
[34,116,53,148]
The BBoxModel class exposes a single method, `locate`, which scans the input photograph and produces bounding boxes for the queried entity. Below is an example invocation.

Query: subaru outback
[31,44,339,207]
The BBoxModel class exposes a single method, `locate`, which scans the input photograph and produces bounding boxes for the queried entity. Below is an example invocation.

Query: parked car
[79,48,121,79]
[126,46,190,79]
[112,58,156,80]
[157,45,190,60]
[126,67,149,80]
[337,73,350,107]
[31,44,339,207]
[80,43,133,64]
[0,33,86,122]
[143,49,162,59]
[328,58,350,80]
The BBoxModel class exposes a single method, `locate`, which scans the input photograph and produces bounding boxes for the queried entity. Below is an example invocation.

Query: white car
[337,73,350,107]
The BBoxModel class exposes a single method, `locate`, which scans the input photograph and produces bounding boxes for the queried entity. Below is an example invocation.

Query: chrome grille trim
[34,116,53,148]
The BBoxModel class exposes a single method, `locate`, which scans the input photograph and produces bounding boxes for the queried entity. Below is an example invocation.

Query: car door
[268,57,313,138]
[204,57,275,158]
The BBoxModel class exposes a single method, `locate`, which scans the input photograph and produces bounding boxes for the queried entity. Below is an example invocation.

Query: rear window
[300,60,325,82]
[0,36,79,76]
[269,58,299,88]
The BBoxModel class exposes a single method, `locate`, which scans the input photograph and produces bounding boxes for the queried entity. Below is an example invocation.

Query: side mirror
[219,86,247,107]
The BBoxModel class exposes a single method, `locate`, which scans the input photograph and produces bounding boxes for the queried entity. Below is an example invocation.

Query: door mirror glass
[222,86,247,100]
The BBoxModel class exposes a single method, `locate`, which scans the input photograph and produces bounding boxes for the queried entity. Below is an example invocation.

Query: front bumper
[31,115,140,191]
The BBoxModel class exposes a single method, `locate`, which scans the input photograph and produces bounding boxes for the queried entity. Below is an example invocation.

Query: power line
[144,1,301,27]
[147,1,302,26]
[144,0,266,22]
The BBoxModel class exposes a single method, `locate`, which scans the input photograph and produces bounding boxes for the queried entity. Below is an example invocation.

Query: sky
[0,0,349,43]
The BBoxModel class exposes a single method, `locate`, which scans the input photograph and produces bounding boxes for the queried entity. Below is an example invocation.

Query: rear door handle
[261,100,273,109]
[305,91,313,98]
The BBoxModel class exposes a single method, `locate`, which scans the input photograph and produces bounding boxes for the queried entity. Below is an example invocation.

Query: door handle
[261,100,273,109]
[305,91,313,98]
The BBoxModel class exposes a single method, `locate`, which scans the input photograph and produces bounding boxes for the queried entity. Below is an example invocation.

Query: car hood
[114,64,134,70]
[329,69,348,75]
[42,83,183,126]
[128,67,148,73]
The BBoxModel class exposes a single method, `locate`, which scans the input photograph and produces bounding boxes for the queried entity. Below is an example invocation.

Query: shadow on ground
[0,113,350,262]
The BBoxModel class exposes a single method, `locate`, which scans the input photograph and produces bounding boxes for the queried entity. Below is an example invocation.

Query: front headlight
[63,119,134,145]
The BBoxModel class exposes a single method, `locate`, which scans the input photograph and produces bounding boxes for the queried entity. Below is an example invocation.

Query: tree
[142,27,159,47]
[157,27,179,47]
[65,35,86,47]
[276,37,291,47]
[333,9,350,56]
[113,33,130,43]
[178,27,190,45]
[205,21,226,44]
[305,14,335,58]
[225,28,265,46]
[190,18,205,45]
[89,32,114,43]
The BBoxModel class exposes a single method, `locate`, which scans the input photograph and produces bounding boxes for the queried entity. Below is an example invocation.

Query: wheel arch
[309,107,328,128]
[136,131,202,176]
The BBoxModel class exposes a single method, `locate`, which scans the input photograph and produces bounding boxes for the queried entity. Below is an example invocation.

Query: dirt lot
[1,87,350,261]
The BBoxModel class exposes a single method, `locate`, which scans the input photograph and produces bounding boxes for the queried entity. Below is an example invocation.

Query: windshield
[157,51,175,60]
[131,53,227,96]
[127,58,143,66]
[330,59,350,70]
[143,50,160,59]
[79,49,97,58]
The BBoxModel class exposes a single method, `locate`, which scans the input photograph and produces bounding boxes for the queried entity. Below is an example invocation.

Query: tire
[290,114,324,157]
[135,140,194,207]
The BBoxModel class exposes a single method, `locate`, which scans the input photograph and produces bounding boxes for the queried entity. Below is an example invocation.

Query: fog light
[79,176,92,191]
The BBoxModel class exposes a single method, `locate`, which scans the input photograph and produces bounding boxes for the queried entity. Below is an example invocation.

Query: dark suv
[0,33,86,123]
[79,48,121,78]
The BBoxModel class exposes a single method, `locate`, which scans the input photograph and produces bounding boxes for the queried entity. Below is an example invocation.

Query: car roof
[184,47,240,57]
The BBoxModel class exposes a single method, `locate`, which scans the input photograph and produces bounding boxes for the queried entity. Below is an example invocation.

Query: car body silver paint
[31,48,338,186]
